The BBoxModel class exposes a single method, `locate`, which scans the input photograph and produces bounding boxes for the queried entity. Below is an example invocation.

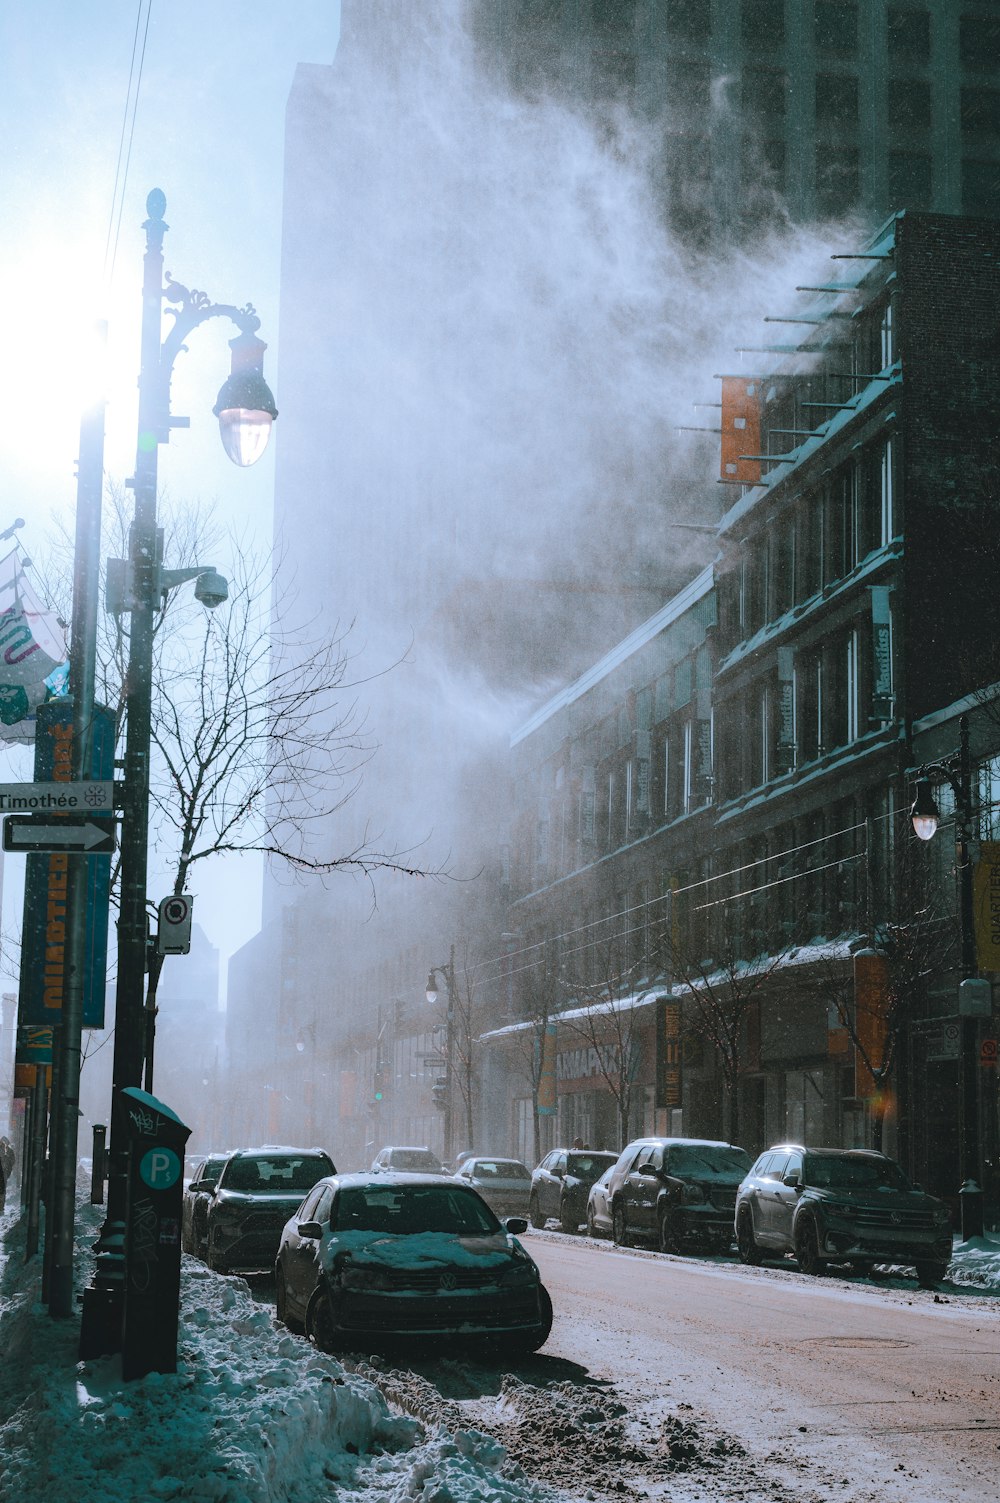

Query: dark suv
[734,1145,953,1287]
[204,1148,336,1274]
[607,1137,752,1253]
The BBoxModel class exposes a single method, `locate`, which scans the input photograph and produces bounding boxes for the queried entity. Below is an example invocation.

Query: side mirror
[296,1220,323,1239]
[783,1172,801,1189]
[504,1217,529,1234]
[193,1179,217,1192]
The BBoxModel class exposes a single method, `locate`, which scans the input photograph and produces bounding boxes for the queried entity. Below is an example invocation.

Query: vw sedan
[274,1171,552,1353]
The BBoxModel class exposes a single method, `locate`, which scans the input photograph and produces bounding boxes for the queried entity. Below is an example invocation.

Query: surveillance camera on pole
[157,894,193,956]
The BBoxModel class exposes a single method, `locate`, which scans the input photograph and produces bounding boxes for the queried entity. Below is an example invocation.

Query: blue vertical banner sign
[16,699,115,1080]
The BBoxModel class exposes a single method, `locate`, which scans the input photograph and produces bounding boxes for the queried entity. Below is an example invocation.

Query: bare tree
[818,837,958,1152]
[46,491,445,1084]
[669,931,793,1147]
[559,931,651,1151]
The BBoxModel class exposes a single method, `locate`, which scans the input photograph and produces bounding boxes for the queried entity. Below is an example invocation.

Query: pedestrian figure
[0,1136,13,1213]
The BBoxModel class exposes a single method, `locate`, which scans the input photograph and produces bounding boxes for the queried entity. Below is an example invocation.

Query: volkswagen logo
[439,1271,457,1291]
[890,1211,901,1224]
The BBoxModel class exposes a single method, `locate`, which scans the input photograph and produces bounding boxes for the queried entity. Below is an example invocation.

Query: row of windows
[724,439,895,646]
[716,615,892,804]
[742,73,1000,138]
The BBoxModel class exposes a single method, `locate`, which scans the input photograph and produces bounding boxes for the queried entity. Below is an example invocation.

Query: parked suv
[734,1145,953,1286]
[607,1137,752,1253]
[204,1147,336,1275]
[182,1152,231,1258]
[529,1149,619,1233]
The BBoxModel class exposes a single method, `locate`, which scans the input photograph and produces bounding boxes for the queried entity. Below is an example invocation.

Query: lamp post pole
[426,946,456,1164]
[910,714,984,1239]
[89,190,277,1342]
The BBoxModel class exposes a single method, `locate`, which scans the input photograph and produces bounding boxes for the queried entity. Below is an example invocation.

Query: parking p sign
[139,1146,182,1190]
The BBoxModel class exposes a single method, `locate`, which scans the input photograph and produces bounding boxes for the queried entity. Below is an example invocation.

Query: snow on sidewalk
[0,1201,555,1503]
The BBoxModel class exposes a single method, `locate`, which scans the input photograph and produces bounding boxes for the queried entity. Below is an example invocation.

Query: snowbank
[0,1201,551,1503]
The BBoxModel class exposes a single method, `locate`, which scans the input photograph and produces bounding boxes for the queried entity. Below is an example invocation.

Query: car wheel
[559,1198,578,1235]
[795,1218,826,1276]
[275,1267,304,1335]
[528,1194,545,1230]
[611,1203,630,1248]
[851,1259,875,1278]
[658,1207,683,1255]
[916,1261,949,1288]
[305,1282,341,1353]
[736,1206,764,1266]
[504,1285,554,1355]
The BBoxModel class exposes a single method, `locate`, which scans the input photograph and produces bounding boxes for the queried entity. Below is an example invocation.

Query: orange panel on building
[720,378,762,484]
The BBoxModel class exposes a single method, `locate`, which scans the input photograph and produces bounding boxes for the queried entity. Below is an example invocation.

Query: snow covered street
[1,1196,998,1503]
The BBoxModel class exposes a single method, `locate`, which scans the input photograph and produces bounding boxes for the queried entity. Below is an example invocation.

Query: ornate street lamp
[909,714,987,1239]
[87,190,277,1354]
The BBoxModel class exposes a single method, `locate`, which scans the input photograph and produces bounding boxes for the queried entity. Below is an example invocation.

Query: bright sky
[0,1,340,987]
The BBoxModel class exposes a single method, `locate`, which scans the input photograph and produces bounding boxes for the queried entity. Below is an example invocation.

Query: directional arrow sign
[0,780,116,813]
[3,814,117,855]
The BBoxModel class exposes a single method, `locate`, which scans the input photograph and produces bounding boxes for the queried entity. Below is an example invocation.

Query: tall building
[226,0,999,1161]
[477,0,1000,239]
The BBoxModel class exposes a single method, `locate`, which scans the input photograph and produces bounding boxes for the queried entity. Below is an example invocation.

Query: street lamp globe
[910,778,940,841]
[213,330,278,467]
[425,970,439,1005]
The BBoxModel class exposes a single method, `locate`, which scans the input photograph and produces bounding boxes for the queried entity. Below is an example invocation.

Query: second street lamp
[86,189,277,1356]
[909,713,988,1240]
[426,946,456,1164]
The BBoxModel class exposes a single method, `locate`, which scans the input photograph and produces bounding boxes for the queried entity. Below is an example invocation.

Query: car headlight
[341,1264,394,1291]
[681,1183,705,1204]
[933,1205,951,1226]
[500,1260,539,1288]
[825,1201,858,1219]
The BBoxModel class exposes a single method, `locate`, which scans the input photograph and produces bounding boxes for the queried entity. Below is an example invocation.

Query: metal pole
[956,714,984,1239]
[98,192,168,1313]
[48,328,107,1317]
[444,945,456,1164]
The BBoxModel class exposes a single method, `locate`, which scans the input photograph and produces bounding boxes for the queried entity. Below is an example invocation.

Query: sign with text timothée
[15,700,115,1083]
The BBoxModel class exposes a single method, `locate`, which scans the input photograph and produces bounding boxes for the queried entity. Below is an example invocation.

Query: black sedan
[274,1171,552,1354]
[529,1148,619,1233]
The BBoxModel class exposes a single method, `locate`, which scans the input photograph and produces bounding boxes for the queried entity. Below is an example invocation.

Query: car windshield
[804,1154,911,1191]
[566,1152,618,1179]
[469,1160,530,1181]
[223,1154,334,1192]
[335,1184,501,1236]
[664,1146,752,1178]
[390,1149,443,1173]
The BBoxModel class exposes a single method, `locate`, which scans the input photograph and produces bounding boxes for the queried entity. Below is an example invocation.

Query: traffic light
[431,1077,449,1110]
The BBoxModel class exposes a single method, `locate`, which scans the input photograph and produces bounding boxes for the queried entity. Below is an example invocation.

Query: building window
[816,73,859,126]
[743,66,788,118]
[880,296,897,369]
[772,512,796,617]
[887,150,933,208]
[880,438,895,544]
[664,0,711,40]
[682,719,694,814]
[960,15,1000,71]
[815,1,858,55]
[963,158,1000,214]
[961,85,1000,136]
[798,649,824,762]
[798,494,824,600]
[741,0,785,49]
[887,8,930,65]
[662,736,670,819]
[888,78,932,132]
[816,145,860,215]
[846,630,860,743]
